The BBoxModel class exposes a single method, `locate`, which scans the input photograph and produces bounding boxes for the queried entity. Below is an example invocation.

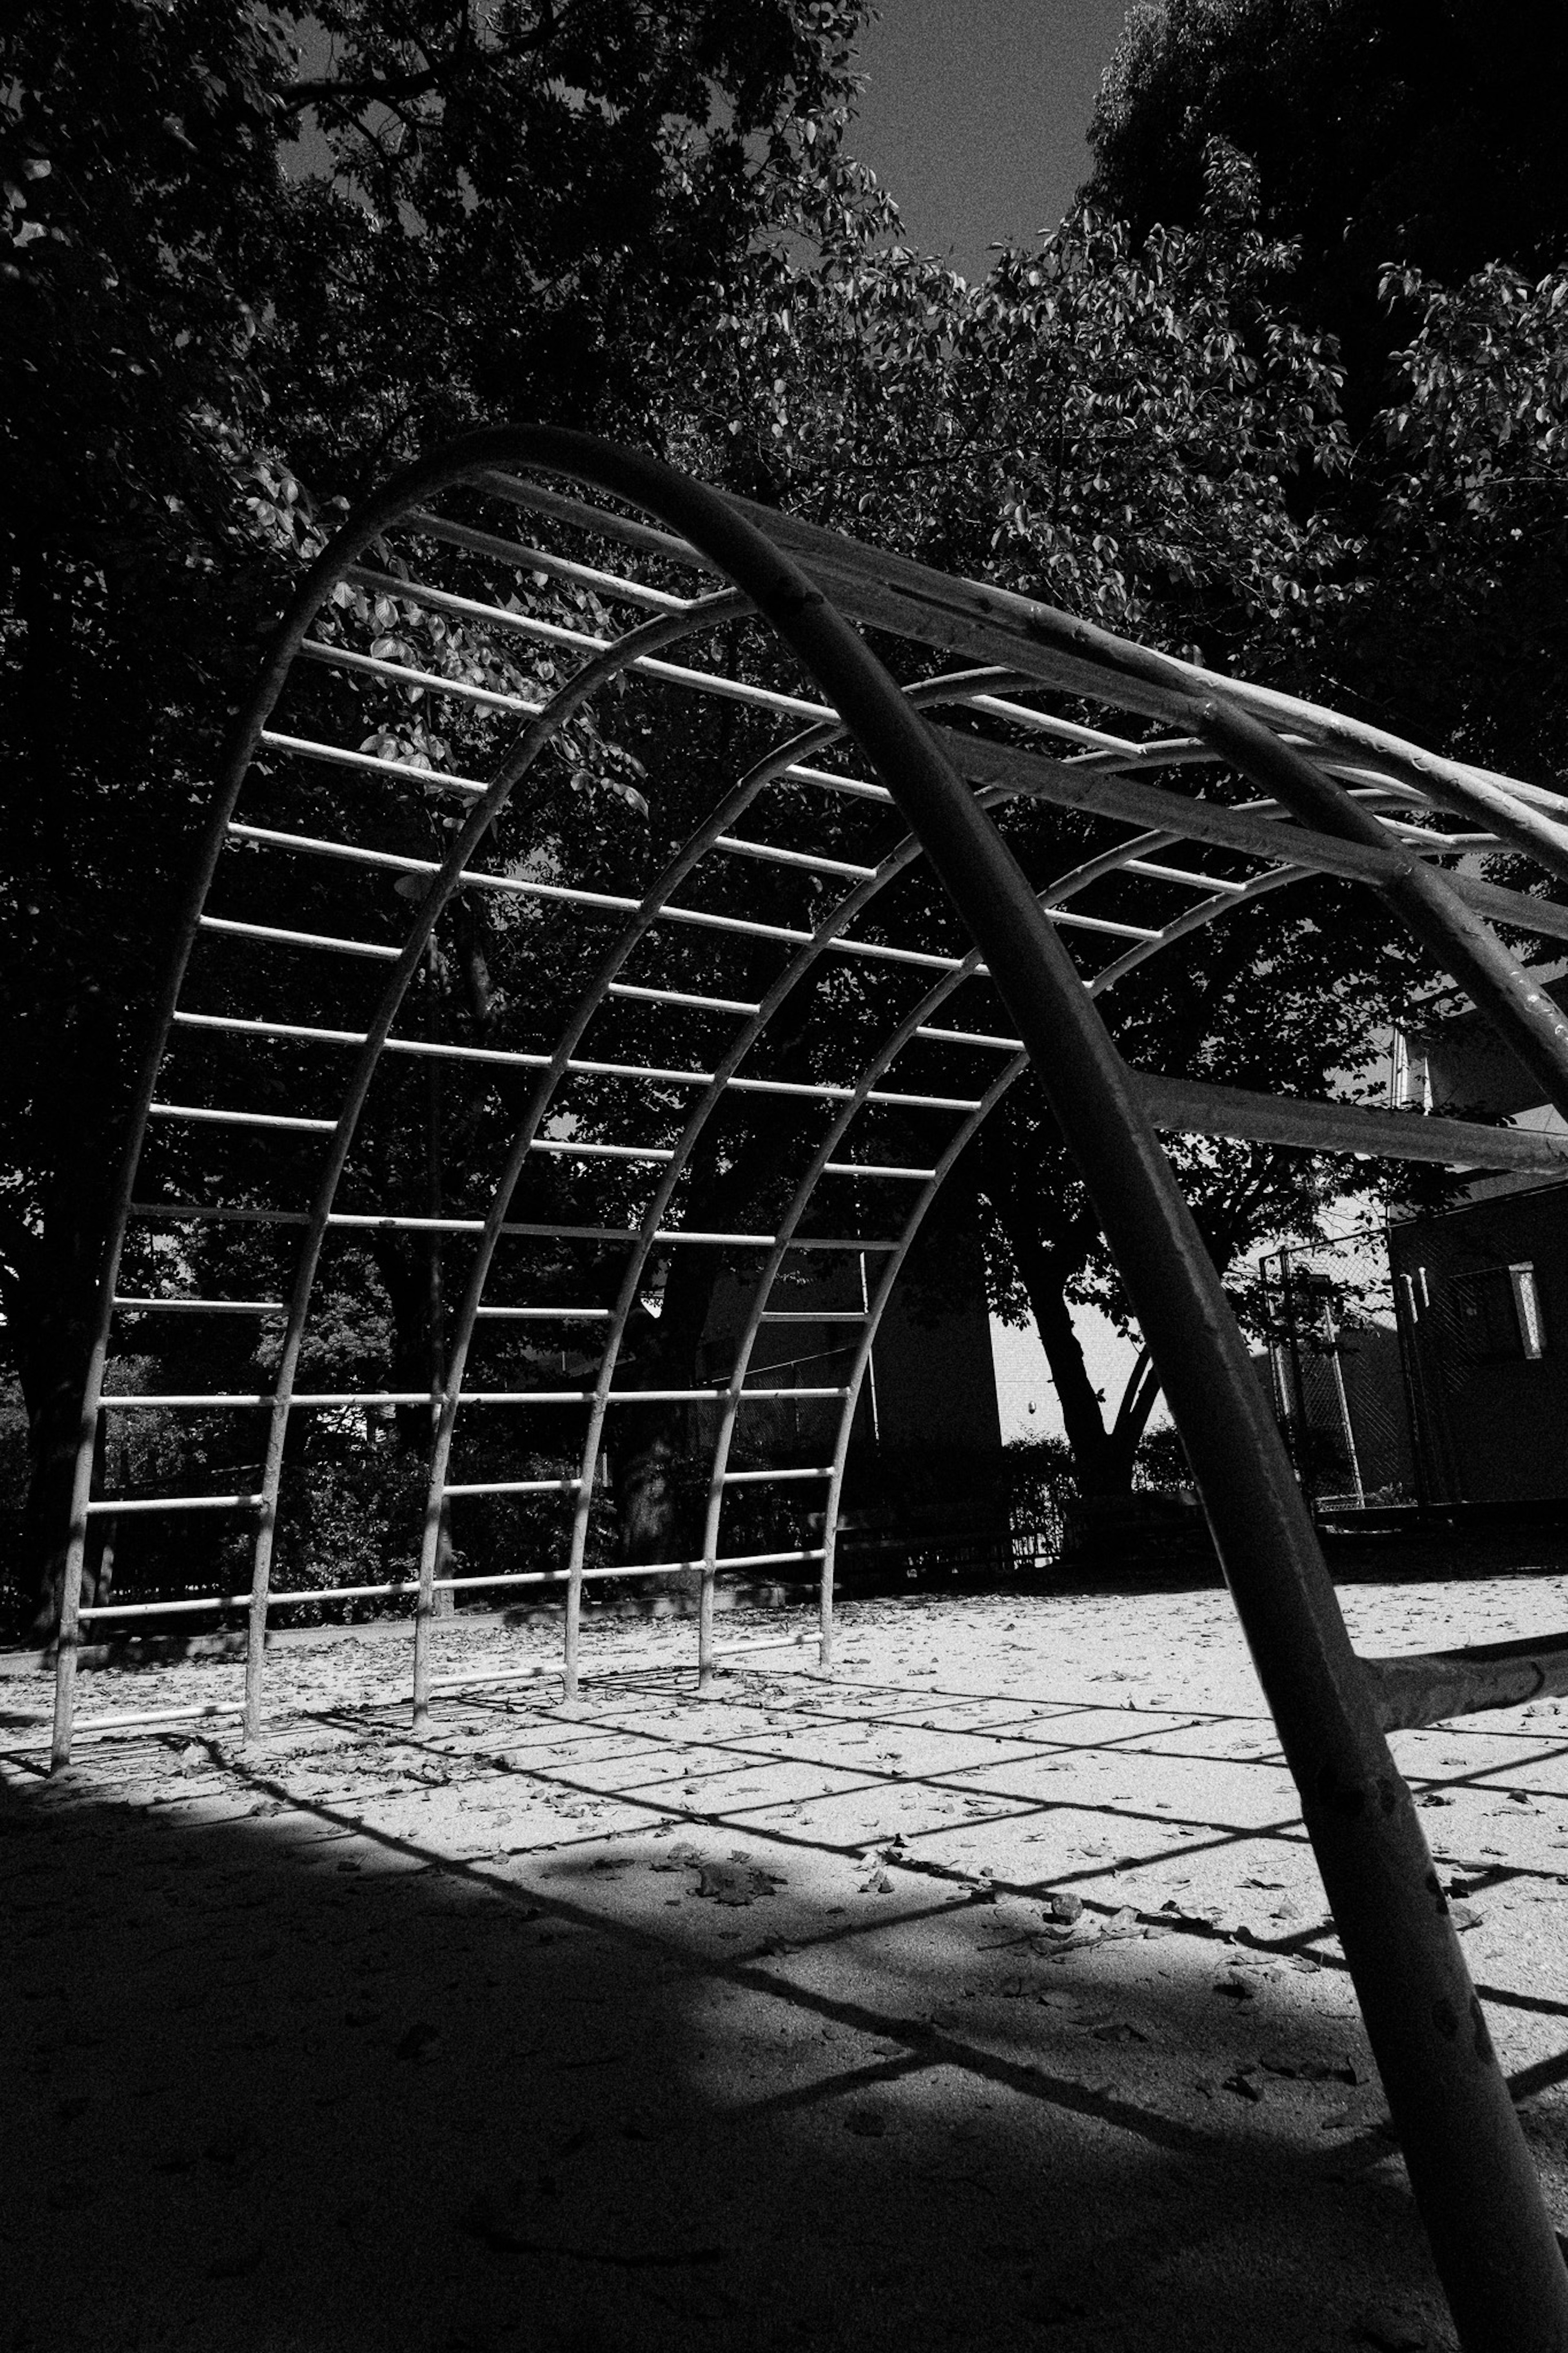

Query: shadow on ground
[13,1591,1566,2353]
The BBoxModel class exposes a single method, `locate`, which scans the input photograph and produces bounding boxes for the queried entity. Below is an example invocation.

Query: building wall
[1389,1182,1568,1503]
[697,1205,1002,1460]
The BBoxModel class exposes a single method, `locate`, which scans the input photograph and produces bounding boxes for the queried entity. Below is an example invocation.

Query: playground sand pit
[6,1579,1568,2353]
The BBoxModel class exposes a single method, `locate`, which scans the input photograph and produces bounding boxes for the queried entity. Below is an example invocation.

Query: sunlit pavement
[8,1584,1568,2351]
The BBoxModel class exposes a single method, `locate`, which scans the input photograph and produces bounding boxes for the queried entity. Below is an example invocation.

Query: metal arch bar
[550,666,1073,1695]
[298,637,549,716]
[724,490,1568,879]
[402,507,698,613]
[764,825,1551,1665]
[345,563,837,723]
[494,455,1568,861]
[64,422,1568,2340]
[693,825,1322,1652]
[1085,865,1306,997]
[451,429,1566,2353]
[686,765,1395,1674]
[46,473,1401,1779]
[697,984,987,1678]
[47,442,531,1761]
[141,831,1476,1718]
[1194,700,1568,1124]
[415,662,1036,1723]
[51,437,754,1765]
[413,715,844,1720]
[235,586,752,1746]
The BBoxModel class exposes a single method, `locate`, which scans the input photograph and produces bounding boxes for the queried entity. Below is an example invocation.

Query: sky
[845,1,1147,1438]
[846,0,1137,280]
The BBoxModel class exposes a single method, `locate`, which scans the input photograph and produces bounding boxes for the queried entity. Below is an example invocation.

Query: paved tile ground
[6,1581,1568,2351]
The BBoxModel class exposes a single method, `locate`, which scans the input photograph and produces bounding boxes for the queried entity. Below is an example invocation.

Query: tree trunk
[1,1211,107,1641]
[979,1129,1165,1502]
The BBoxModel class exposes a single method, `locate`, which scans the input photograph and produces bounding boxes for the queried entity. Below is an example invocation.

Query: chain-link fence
[1259,1227,1420,1510]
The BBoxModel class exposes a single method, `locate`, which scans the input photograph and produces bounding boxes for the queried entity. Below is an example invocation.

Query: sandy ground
[6,1579,1568,2353]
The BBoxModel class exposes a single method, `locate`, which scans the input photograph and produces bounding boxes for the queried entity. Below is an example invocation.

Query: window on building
[1449,1262,1547,1361]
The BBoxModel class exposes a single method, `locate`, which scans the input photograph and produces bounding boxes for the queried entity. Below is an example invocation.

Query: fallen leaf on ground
[649,1842,704,1873]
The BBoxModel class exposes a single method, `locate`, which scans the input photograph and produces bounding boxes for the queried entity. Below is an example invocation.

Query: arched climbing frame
[50,429,1568,2347]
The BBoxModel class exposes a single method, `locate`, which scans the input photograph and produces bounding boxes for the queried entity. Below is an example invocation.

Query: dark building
[1371,987,1568,1505]
[695,1202,1006,1576]
[1388,1184,1560,1505]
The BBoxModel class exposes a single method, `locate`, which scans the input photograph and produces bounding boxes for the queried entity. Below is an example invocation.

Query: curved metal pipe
[417,667,1038,1713]
[414,427,1566,2351]
[238,584,749,1741]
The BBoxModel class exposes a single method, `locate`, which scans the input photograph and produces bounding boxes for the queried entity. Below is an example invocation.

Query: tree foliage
[1086,0,1568,438]
[6,1,1557,1618]
[678,149,1436,1492]
[0,0,886,1619]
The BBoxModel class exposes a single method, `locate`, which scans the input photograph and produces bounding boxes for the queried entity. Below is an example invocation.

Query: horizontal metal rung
[51,1702,247,1730]
[738,1387,849,1402]
[915,1024,1023,1050]
[113,1297,284,1314]
[425,1563,684,1593]
[97,1384,853,1413]
[77,1581,422,1620]
[596,1548,826,1576]
[1123,857,1251,893]
[348,566,834,723]
[782,762,892,804]
[78,1597,242,1621]
[258,728,489,798]
[479,471,702,560]
[740,1077,980,1112]
[299,639,545,718]
[148,1101,337,1134]
[607,981,761,1015]
[127,1203,902,1249]
[1054,908,1161,942]
[821,1160,936,1181]
[170,1011,987,1112]
[199,913,399,962]
[94,1391,557,1411]
[721,1466,834,1482]
[529,1139,674,1163]
[713,834,877,881]
[225,821,969,969]
[174,1011,368,1048]
[83,1494,262,1515]
[443,1477,582,1497]
[967,692,1145,754]
[758,1311,869,1322]
[406,508,695,613]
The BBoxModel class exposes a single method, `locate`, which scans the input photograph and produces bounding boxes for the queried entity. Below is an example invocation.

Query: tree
[673,149,1446,1500]
[0,0,890,1628]
[1325,258,1568,788]
[1084,1,1568,422]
